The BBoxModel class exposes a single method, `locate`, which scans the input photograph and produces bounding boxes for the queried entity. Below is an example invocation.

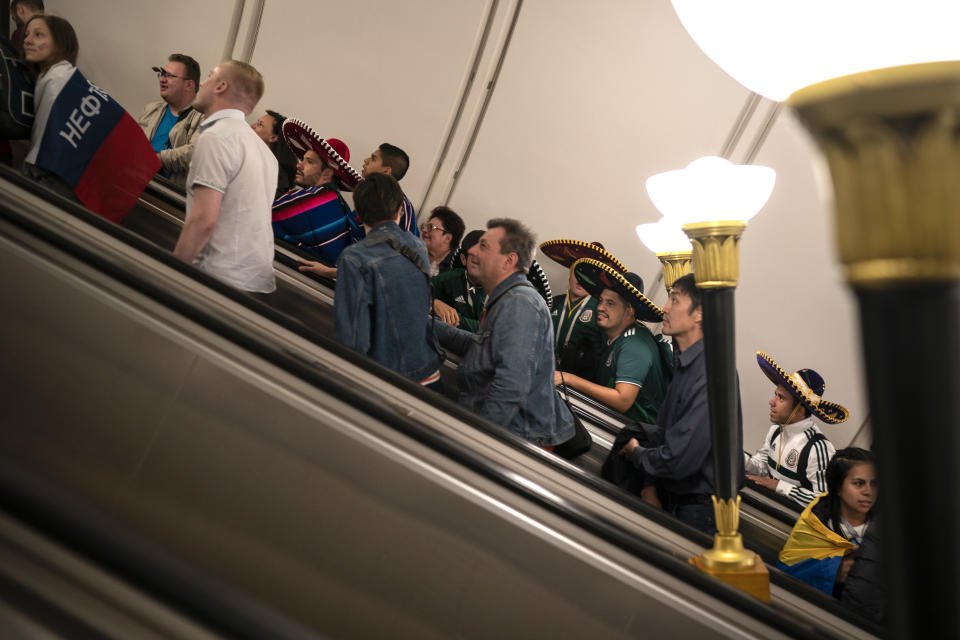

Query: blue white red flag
[35,69,160,222]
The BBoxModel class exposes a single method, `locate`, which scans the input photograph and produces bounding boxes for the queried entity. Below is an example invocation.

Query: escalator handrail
[0,171,878,639]
[136,172,873,634]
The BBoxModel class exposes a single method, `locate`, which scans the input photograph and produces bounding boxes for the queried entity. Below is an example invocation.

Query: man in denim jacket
[334,173,442,388]
[434,218,575,447]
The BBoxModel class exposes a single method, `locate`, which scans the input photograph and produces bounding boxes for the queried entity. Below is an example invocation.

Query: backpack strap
[796,432,827,490]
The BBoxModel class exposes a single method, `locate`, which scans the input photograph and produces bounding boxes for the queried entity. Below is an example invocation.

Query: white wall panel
[250,0,492,210]
[447,0,866,449]
[37,0,868,451]
[44,0,236,117]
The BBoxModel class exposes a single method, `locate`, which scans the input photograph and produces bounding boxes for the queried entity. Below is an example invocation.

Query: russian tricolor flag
[35,69,160,222]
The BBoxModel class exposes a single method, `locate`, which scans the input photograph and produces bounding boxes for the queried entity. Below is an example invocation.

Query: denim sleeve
[433,319,475,356]
[633,375,711,479]
[333,256,373,355]
[480,296,543,427]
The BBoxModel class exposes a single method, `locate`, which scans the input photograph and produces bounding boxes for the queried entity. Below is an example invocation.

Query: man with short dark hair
[431,229,485,331]
[421,206,465,276]
[9,0,42,53]
[251,109,297,198]
[361,142,418,237]
[745,352,846,508]
[273,120,362,274]
[434,218,575,447]
[619,273,744,534]
[137,53,204,188]
[173,60,277,294]
[555,259,669,424]
[334,172,441,387]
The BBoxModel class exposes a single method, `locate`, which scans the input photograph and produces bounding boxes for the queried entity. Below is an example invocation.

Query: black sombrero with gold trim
[572,258,663,322]
[539,239,627,273]
[756,351,850,424]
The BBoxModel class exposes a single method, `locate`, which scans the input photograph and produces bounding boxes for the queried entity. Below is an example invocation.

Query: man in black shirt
[619,274,744,534]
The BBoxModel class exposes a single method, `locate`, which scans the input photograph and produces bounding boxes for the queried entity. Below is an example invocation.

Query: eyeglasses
[152,66,186,80]
[420,223,446,235]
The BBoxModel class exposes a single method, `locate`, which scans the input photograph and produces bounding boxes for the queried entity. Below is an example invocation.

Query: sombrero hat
[281,118,362,191]
[571,258,663,322]
[539,239,627,273]
[756,351,850,424]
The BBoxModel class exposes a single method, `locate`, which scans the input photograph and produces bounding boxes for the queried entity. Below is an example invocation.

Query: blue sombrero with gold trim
[756,351,849,424]
[539,239,627,273]
[572,258,663,322]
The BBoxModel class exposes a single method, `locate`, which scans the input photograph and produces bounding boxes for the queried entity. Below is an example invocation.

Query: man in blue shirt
[137,54,204,187]
[334,172,441,388]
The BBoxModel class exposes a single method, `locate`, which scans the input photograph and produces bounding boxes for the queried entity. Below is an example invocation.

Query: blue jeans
[673,503,716,535]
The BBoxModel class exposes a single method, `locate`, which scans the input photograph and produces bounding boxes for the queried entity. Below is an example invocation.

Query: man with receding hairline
[173,60,277,294]
[434,218,576,448]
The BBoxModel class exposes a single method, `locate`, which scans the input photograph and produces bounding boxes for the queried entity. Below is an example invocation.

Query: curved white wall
[37,0,868,450]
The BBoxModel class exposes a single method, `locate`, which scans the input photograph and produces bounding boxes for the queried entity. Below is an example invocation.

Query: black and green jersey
[551,293,605,381]
[432,268,486,332]
[598,323,668,423]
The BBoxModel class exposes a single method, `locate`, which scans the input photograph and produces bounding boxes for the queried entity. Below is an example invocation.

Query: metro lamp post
[646,156,775,598]
[636,218,693,293]
[670,2,960,634]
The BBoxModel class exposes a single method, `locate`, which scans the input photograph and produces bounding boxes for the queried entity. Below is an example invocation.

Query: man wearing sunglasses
[137,53,204,188]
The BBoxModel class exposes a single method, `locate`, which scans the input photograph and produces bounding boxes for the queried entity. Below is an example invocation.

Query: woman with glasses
[421,206,464,276]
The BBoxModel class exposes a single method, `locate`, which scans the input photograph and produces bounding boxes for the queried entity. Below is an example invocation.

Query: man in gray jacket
[137,53,204,188]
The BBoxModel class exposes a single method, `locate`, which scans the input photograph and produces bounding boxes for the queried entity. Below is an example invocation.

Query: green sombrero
[539,239,627,273]
[572,258,663,322]
[756,351,850,424]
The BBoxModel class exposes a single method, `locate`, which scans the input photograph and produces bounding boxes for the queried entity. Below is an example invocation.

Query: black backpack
[0,38,34,139]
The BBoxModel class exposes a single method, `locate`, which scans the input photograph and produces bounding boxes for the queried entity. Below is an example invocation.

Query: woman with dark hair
[778,447,878,596]
[21,14,79,197]
[251,109,297,198]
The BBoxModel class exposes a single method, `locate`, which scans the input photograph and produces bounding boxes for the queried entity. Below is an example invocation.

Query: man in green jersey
[432,230,486,331]
[554,258,669,423]
[539,239,627,380]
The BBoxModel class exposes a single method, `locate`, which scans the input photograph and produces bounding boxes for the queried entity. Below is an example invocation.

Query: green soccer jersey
[551,293,605,380]
[597,323,668,423]
[431,268,486,332]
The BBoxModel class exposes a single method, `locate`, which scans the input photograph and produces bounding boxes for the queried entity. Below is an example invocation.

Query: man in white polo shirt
[173,60,277,294]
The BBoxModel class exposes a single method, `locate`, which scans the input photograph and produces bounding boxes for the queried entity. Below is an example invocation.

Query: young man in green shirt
[554,258,669,423]
[431,230,486,332]
[540,240,627,381]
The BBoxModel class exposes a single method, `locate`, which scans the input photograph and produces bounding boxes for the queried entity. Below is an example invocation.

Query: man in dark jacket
[334,173,441,388]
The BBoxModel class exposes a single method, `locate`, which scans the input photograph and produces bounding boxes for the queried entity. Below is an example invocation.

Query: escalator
[0,168,879,638]
[129,177,800,546]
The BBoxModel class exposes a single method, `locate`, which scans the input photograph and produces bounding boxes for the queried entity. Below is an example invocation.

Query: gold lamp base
[689,496,770,601]
[681,221,747,288]
[657,251,693,292]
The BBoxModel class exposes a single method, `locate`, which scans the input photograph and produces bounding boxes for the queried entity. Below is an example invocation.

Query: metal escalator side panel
[0,220,797,640]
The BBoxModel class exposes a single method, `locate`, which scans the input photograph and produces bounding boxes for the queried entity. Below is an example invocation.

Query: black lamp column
[790,62,960,637]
